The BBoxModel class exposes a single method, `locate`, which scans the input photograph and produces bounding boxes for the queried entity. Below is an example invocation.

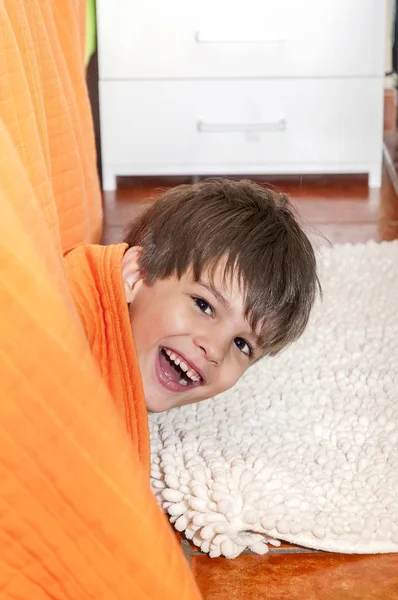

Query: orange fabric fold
[0,0,102,256]
[65,243,150,472]
[0,1,201,598]
[0,194,201,597]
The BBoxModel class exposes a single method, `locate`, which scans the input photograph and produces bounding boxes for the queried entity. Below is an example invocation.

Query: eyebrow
[198,280,262,353]
[198,281,231,312]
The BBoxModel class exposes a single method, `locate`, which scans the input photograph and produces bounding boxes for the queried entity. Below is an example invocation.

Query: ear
[121,246,144,304]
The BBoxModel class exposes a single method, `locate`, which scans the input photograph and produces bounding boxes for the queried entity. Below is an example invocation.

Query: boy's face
[124,249,261,413]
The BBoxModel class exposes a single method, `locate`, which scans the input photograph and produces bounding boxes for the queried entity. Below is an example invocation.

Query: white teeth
[169,351,180,366]
[179,378,188,386]
[186,369,200,382]
[163,348,201,383]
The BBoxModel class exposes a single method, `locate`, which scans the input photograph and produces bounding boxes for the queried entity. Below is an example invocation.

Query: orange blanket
[0,1,201,598]
[65,243,150,472]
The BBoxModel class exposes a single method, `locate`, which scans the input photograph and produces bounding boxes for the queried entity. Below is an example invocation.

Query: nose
[193,331,228,366]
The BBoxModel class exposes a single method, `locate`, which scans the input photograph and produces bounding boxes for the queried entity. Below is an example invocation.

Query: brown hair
[124,178,320,356]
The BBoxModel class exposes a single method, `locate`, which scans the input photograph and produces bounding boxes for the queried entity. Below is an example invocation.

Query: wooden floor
[102,170,398,600]
[102,170,398,247]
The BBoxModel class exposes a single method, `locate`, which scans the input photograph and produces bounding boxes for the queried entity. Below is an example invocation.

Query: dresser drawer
[97,0,385,79]
[99,79,383,175]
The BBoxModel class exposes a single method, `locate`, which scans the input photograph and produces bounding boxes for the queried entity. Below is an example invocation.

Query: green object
[85,0,97,65]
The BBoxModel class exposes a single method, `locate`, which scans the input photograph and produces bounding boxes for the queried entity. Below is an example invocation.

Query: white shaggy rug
[149,241,398,558]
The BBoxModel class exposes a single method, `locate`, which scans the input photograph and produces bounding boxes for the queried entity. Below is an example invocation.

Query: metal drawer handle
[197,119,286,133]
[195,31,286,44]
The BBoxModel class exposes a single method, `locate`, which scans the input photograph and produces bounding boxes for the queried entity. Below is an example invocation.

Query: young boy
[66,178,319,421]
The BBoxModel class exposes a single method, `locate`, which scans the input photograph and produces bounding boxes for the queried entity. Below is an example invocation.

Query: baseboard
[383,140,398,196]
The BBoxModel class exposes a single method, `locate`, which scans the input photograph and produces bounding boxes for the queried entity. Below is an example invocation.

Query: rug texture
[149,241,398,558]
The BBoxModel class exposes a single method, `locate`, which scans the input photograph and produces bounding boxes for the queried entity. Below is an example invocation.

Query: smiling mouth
[158,347,203,390]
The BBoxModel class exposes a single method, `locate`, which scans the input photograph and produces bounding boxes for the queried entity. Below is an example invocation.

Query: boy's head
[122,179,320,413]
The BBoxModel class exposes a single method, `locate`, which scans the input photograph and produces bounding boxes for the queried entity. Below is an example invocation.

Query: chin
[145,392,199,413]
[145,395,176,413]
[146,403,165,414]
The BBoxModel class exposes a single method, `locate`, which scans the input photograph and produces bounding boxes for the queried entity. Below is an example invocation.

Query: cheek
[130,287,195,344]
[213,359,248,395]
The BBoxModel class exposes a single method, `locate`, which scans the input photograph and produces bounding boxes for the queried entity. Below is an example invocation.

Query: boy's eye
[234,337,252,357]
[193,297,213,316]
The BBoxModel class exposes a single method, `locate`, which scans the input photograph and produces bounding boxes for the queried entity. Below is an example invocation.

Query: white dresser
[97,0,386,191]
